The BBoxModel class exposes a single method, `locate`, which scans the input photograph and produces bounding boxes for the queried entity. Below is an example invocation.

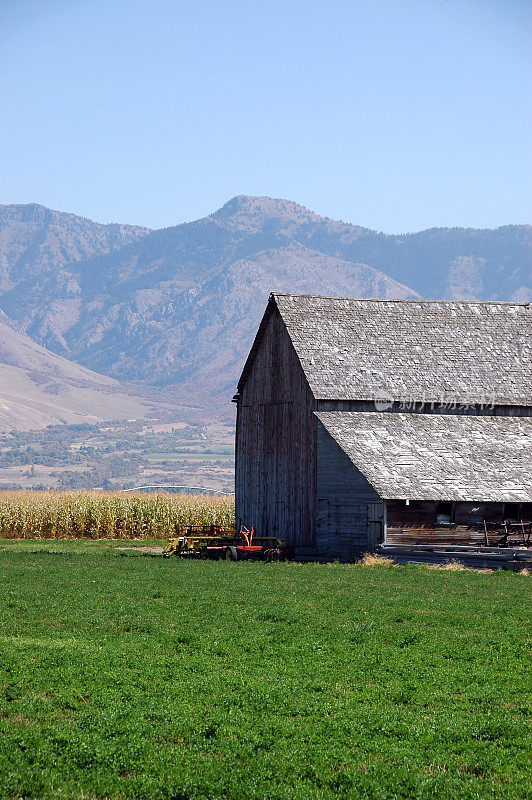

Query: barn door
[367,502,385,551]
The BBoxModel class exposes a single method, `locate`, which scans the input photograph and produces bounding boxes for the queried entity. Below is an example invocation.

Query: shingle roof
[273,294,532,406]
[316,411,532,502]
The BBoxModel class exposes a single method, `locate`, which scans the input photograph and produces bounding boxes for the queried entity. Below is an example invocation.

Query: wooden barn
[233,293,532,563]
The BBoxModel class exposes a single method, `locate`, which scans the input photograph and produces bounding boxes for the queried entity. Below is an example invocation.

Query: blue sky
[0,0,530,232]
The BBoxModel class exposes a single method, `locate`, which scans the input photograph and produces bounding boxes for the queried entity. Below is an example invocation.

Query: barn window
[503,503,520,522]
[436,502,453,524]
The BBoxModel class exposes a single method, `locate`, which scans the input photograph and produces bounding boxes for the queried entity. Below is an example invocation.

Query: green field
[0,541,530,800]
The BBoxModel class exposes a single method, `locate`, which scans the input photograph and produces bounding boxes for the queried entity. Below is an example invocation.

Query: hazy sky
[1,0,530,232]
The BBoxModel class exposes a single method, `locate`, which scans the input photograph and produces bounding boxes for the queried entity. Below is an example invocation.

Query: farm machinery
[163,525,289,561]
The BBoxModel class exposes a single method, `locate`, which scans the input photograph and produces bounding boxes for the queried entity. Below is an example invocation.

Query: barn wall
[235,307,317,550]
[316,420,382,558]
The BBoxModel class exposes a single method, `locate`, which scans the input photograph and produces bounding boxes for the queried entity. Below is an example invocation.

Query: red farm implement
[163,525,289,561]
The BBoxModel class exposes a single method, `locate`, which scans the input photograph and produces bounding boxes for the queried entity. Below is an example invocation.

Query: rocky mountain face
[0,203,149,328]
[0,196,530,408]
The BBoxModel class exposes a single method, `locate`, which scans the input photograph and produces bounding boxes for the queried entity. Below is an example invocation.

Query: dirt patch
[116,546,165,554]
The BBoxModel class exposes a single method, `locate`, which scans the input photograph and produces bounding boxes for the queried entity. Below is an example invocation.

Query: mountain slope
[0,196,529,407]
[0,311,163,431]
[78,243,417,392]
[31,242,418,395]
[298,221,532,302]
[0,203,150,327]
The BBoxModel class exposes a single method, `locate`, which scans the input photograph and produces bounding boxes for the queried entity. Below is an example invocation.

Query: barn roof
[263,294,531,406]
[316,411,532,502]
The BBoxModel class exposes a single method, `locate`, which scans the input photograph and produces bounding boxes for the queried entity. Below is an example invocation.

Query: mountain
[0,310,167,431]
[0,196,530,407]
[0,203,149,324]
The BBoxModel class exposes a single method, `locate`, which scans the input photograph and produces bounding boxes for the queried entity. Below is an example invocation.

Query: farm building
[233,293,532,561]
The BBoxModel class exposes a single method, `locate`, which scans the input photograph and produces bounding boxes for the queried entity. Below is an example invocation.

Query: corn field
[0,491,235,540]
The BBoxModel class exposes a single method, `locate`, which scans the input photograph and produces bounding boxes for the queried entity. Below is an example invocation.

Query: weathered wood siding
[386,500,532,545]
[387,500,532,528]
[235,307,317,550]
[316,419,383,557]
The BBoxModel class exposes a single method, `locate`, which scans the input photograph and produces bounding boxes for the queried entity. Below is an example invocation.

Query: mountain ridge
[0,196,530,411]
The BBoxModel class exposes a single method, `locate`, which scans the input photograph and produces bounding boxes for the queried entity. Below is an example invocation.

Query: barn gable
[235,302,317,548]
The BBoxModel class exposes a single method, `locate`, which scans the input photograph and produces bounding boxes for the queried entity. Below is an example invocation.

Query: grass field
[0,540,530,800]
[0,491,234,539]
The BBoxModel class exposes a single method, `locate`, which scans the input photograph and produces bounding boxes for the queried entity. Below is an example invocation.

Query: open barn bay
[0,541,530,800]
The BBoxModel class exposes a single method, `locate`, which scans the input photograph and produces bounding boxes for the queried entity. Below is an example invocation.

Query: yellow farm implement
[164,525,289,561]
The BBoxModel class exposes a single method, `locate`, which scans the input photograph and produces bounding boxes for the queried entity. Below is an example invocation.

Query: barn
[233,293,532,562]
